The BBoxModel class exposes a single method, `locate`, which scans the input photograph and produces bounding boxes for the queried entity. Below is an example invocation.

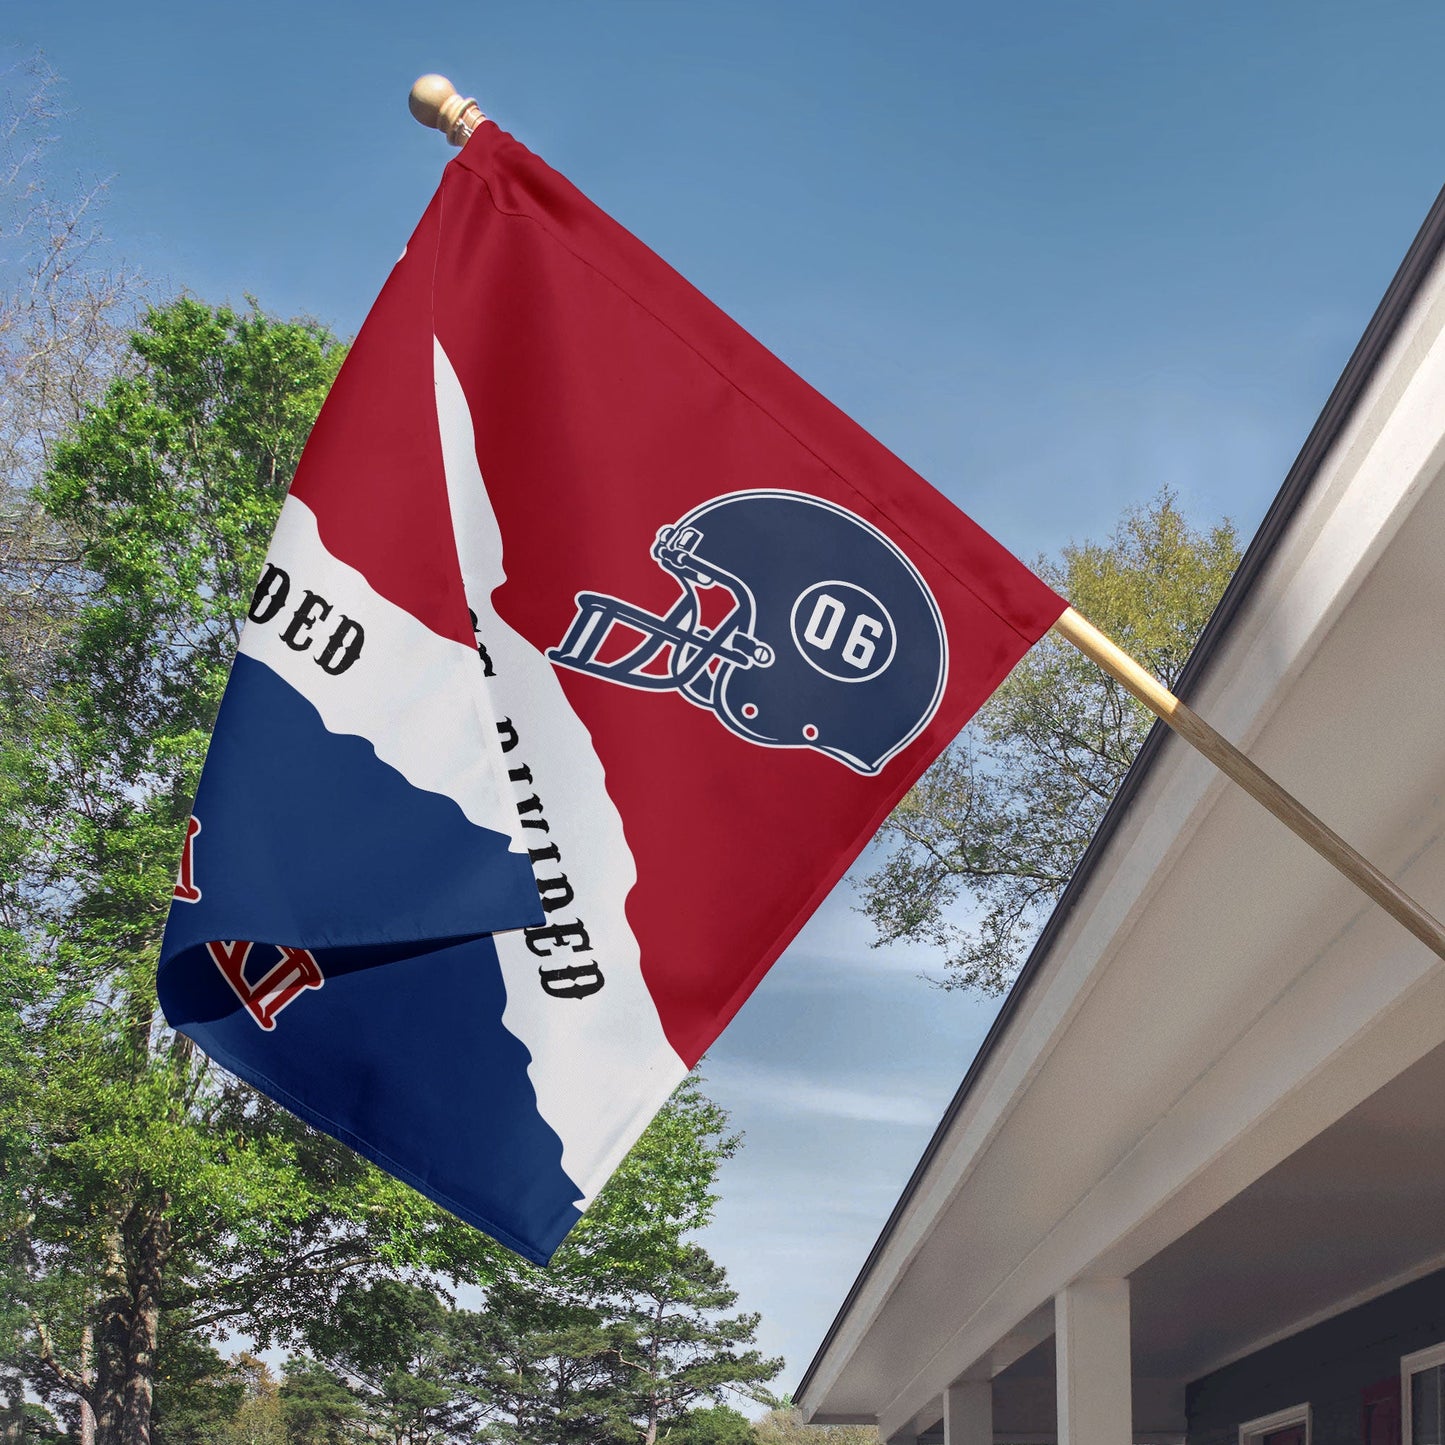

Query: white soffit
[801,216,1445,1431]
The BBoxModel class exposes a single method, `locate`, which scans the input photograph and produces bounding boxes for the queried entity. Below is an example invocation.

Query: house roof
[797,175,1445,1425]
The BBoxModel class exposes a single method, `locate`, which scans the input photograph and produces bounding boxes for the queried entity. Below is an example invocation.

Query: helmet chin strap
[719,631,772,667]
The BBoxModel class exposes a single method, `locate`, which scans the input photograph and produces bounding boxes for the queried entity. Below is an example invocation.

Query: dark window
[1363,1376,1401,1445]
[1412,1365,1445,1445]
[1264,1427,1305,1445]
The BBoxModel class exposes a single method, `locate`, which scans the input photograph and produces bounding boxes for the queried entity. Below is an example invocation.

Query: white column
[1055,1278,1131,1445]
[944,1382,992,1445]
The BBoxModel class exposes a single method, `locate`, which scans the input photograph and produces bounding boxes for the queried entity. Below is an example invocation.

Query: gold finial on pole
[409,75,484,147]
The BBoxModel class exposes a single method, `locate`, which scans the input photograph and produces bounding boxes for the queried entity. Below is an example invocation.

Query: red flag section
[432,124,1065,1069]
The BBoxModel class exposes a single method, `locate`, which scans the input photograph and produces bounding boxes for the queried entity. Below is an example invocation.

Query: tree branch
[28,1313,95,1407]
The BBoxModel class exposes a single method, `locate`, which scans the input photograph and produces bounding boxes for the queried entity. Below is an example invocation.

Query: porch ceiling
[1125,1026,1445,1384]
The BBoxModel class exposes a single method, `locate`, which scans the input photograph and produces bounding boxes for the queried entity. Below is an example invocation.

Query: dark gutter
[796,172,1445,1409]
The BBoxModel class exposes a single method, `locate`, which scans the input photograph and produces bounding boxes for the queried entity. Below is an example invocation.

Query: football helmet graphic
[548,490,948,775]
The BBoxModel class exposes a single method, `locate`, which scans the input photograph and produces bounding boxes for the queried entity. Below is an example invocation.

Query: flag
[158,121,1066,1264]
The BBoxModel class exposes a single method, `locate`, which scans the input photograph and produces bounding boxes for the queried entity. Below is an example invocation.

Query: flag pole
[404,76,1445,962]
[1051,605,1445,959]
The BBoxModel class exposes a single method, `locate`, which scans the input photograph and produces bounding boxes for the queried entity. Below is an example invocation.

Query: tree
[751,1405,878,1445]
[593,1243,775,1445]
[0,59,138,1444]
[17,1403,70,1445]
[859,490,1241,995]
[304,1281,478,1445]
[665,1403,753,1445]
[1,298,518,1445]
[0,55,139,689]
[462,1256,619,1445]
[149,1332,243,1445]
[211,1357,285,1445]
[277,1359,361,1445]
[3,295,785,1445]
[469,1081,782,1445]
[270,1083,777,1445]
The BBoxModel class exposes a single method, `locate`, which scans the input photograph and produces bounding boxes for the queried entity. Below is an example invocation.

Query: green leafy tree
[0,930,41,1445]
[150,1332,243,1445]
[463,1260,619,1445]
[860,490,1241,995]
[212,1357,285,1445]
[0,59,138,1441]
[4,296,785,1445]
[18,1403,71,1445]
[594,1244,775,1445]
[751,1405,878,1445]
[1,298,516,1445]
[665,1404,753,1445]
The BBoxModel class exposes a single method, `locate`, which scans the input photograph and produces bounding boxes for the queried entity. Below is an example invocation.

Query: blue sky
[11,0,1445,1401]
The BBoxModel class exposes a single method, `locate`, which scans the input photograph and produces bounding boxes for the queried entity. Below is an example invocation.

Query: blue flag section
[162,657,541,969]
[158,629,573,1256]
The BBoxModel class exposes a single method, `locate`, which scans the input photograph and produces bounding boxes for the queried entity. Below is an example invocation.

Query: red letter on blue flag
[158,121,1066,1264]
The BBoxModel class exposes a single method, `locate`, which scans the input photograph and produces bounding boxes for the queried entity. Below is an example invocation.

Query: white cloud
[705,1059,940,1127]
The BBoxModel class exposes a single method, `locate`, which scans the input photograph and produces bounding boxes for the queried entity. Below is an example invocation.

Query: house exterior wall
[1186,1269,1445,1445]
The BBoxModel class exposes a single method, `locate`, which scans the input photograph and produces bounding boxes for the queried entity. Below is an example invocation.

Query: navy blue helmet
[548,490,948,775]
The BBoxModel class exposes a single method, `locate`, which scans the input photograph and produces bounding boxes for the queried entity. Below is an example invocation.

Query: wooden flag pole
[1051,605,1445,960]
[405,76,1445,962]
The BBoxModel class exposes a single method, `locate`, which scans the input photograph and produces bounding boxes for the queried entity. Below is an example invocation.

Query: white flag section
[436,341,690,1204]
[239,495,529,846]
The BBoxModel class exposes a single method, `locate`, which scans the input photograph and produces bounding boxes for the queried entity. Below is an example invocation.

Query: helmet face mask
[548,490,948,775]
[549,523,776,707]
